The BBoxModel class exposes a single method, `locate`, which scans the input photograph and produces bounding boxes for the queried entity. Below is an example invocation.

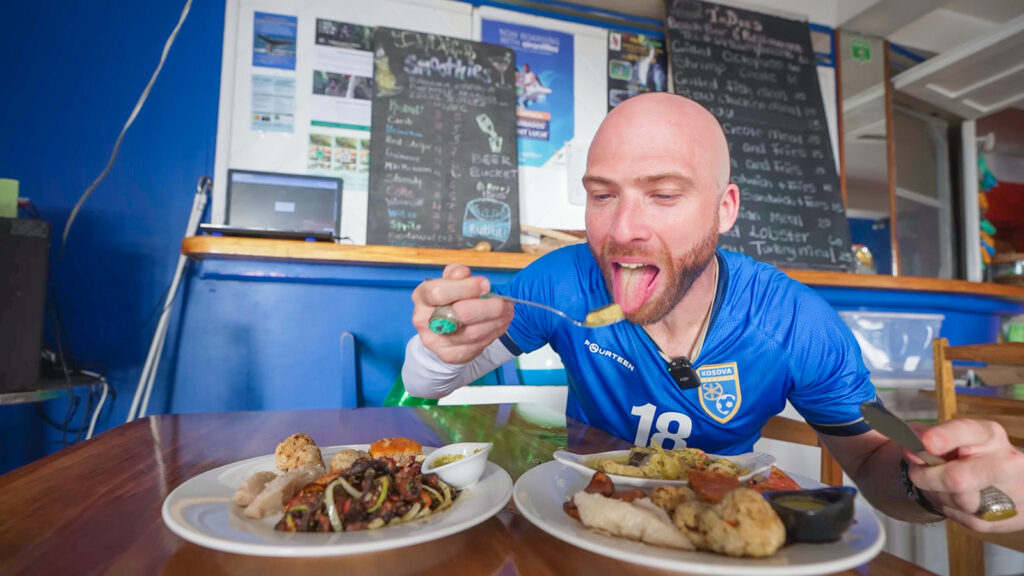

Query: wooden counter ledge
[182,236,1024,299]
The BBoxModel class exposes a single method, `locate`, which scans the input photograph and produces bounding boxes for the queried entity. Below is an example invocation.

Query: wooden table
[0,406,935,575]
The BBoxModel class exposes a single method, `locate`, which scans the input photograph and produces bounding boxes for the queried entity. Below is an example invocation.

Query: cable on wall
[60,0,194,258]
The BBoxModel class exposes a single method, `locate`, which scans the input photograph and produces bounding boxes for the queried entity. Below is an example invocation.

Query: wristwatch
[900,458,945,518]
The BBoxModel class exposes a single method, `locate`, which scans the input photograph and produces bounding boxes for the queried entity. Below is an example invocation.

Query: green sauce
[434,453,466,467]
[775,495,827,511]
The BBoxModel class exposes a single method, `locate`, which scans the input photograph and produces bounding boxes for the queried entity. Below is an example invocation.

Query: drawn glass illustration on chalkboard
[476,113,504,154]
[489,52,513,88]
[463,198,512,248]
[374,46,400,97]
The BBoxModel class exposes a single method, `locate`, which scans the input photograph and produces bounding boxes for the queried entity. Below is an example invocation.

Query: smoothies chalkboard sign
[665,0,853,271]
[367,28,520,251]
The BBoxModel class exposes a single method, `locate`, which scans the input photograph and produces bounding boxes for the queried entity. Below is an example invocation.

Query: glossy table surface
[0,406,936,575]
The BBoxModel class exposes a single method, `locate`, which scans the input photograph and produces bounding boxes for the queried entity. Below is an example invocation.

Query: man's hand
[909,418,1024,532]
[411,263,514,365]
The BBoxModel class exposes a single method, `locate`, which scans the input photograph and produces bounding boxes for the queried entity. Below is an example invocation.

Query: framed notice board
[664,0,854,271]
[366,28,521,251]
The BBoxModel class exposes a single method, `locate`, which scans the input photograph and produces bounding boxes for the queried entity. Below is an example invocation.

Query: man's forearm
[401,336,513,399]
[841,439,945,523]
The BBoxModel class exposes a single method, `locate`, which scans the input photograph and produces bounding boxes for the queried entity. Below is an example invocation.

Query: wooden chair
[760,415,844,486]
[931,337,1024,576]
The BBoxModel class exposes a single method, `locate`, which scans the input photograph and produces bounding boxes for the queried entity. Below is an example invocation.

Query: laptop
[203,170,343,241]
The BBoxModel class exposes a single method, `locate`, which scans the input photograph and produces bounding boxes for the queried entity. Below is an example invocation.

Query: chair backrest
[759,415,843,486]
[931,337,1024,576]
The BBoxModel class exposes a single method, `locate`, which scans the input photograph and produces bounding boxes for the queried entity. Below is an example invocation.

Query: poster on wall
[251,75,295,132]
[607,32,667,110]
[311,20,374,131]
[252,12,297,70]
[366,28,520,251]
[480,20,573,167]
[308,19,375,191]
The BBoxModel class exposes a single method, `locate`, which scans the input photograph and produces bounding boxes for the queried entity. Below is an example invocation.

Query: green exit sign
[851,39,872,62]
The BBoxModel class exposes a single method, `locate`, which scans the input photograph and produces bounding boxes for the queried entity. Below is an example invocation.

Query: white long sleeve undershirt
[400,335,515,399]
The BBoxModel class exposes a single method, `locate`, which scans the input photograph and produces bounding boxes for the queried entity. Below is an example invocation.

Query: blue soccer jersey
[497,244,876,455]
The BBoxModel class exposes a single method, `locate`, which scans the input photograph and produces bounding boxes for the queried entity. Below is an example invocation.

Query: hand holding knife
[860,401,1016,522]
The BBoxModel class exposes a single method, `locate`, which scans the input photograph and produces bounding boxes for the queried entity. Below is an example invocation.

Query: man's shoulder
[719,248,809,299]
[718,249,842,340]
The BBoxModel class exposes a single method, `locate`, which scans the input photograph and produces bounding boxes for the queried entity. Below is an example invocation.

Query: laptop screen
[226,170,342,235]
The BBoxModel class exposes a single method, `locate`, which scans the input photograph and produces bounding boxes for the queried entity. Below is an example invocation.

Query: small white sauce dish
[421,442,493,490]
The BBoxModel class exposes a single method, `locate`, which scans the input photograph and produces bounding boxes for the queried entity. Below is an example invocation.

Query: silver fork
[428,294,623,334]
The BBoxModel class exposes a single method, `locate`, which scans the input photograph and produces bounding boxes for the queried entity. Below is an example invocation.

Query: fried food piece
[573,491,694,550]
[330,448,370,473]
[672,488,785,558]
[747,466,802,493]
[275,433,325,472]
[650,484,696,514]
[688,468,740,503]
[233,470,278,507]
[369,437,422,458]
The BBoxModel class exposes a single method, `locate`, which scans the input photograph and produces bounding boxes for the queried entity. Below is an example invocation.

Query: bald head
[588,93,731,191]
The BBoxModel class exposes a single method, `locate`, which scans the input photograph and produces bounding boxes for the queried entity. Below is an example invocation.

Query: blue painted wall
[0,1,225,473]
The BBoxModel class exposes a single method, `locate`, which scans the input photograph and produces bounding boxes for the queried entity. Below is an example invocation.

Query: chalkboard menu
[367,28,520,251]
[665,0,853,271]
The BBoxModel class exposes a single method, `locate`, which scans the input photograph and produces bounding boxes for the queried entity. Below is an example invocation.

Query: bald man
[403,93,1023,532]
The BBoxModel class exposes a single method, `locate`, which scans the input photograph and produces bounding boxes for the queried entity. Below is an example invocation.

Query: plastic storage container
[838,311,944,385]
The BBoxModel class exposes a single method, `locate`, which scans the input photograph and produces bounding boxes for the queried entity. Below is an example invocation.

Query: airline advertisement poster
[481,19,574,167]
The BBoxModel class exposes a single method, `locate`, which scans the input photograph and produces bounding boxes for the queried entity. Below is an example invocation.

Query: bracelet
[899,458,946,518]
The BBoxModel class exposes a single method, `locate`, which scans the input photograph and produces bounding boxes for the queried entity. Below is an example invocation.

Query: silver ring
[428,304,460,335]
[978,485,1016,521]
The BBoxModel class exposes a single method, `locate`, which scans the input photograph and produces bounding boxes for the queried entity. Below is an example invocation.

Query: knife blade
[860,400,1017,521]
[860,401,945,466]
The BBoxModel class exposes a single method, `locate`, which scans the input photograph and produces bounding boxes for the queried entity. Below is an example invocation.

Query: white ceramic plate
[162,445,513,557]
[514,461,885,576]
[552,449,776,488]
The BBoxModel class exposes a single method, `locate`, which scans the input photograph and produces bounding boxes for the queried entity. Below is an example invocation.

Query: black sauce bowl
[762,486,858,544]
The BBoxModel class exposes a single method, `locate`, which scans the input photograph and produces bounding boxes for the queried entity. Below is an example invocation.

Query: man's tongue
[613,265,657,314]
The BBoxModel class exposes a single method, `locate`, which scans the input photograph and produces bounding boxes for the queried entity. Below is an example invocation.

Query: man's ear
[718,183,740,234]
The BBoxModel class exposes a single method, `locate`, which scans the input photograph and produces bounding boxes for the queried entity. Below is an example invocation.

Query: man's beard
[594,218,719,325]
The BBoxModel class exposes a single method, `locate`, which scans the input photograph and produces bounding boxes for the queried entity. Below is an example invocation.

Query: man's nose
[608,196,650,244]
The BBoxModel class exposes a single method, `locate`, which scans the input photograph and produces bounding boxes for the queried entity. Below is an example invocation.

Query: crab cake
[275,433,325,472]
[694,488,786,558]
[329,448,370,473]
[651,485,697,514]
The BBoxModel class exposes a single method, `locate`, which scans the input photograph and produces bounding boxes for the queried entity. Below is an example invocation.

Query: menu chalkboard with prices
[367,28,520,251]
[664,0,853,271]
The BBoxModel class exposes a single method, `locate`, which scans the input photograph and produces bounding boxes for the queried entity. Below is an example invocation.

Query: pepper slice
[367,477,390,513]
[323,480,344,532]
